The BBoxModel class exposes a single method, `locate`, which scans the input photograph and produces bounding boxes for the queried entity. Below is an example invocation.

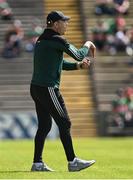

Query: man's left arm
[63,58,91,71]
[62,59,77,70]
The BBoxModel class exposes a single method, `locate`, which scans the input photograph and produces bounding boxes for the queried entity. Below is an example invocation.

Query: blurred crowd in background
[108,86,133,129]
[0,0,43,59]
[94,0,130,16]
[91,0,133,56]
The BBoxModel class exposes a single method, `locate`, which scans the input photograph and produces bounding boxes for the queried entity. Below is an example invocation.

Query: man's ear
[54,21,58,28]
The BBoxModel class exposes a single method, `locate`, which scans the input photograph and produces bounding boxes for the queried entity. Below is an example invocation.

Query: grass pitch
[0,137,133,179]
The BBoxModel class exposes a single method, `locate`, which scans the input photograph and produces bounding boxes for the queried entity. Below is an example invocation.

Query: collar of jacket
[38,29,60,41]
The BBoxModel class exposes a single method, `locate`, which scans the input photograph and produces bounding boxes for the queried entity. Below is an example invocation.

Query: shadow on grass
[0,170,63,173]
[0,171,31,173]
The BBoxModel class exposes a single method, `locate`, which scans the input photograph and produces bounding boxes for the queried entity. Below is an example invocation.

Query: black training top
[31,29,89,88]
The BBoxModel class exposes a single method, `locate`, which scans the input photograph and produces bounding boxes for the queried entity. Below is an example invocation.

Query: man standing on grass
[30,11,96,172]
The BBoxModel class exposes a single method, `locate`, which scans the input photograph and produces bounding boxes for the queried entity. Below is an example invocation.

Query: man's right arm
[54,36,96,61]
[64,41,96,61]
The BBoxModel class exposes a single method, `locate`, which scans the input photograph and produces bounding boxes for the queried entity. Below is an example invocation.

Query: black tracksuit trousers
[30,84,76,162]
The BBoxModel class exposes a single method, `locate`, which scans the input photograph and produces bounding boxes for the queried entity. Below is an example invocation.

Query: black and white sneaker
[68,157,96,172]
[31,162,54,172]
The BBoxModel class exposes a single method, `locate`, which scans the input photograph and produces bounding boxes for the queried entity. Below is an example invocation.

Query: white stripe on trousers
[48,87,66,118]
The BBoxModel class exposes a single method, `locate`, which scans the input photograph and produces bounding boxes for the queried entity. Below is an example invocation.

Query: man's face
[54,20,69,35]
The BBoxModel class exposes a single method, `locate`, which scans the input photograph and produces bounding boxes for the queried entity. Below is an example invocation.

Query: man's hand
[84,41,96,58]
[81,57,91,69]
[77,57,91,69]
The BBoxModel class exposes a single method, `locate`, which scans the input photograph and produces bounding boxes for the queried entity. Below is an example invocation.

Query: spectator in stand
[25,18,43,52]
[126,25,133,57]
[105,16,130,55]
[0,0,13,20]
[2,19,24,58]
[114,0,130,15]
[111,88,128,128]
[115,20,129,52]
[95,0,130,15]
[91,19,108,51]
[102,18,116,54]
[111,87,133,128]
[124,87,133,127]
[95,0,116,15]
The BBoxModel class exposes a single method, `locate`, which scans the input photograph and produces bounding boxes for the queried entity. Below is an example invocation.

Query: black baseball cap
[47,11,70,25]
